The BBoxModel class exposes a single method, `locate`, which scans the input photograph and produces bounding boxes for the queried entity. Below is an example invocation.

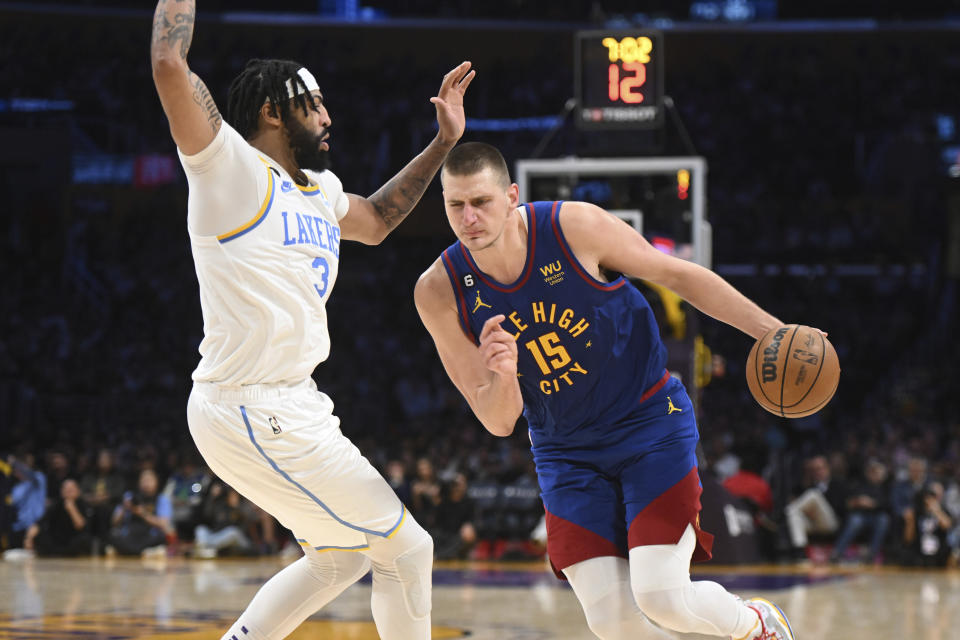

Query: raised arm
[340,61,475,245]
[151,0,222,154]
[414,261,523,436]
[558,201,782,340]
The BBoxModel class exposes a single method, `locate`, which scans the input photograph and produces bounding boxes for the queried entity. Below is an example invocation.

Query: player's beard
[285,117,331,173]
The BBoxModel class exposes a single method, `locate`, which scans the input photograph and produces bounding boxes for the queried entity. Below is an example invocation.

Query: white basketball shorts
[188,378,406,552]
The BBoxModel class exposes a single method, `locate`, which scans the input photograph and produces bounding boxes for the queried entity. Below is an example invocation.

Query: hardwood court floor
[1,555,958,639]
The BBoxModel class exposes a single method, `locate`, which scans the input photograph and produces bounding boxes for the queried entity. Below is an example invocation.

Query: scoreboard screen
[575,30,664,130]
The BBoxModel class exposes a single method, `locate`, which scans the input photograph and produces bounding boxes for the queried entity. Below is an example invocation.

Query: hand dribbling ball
[746,324,840,418]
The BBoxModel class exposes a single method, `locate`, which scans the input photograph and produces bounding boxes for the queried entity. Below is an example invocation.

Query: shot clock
[575,30,664,129]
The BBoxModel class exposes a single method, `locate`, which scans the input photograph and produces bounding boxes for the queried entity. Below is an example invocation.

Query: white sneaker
[193,545,217,559]
[141,545,167,559]
[2,548,35,562]
[745,597,795,640]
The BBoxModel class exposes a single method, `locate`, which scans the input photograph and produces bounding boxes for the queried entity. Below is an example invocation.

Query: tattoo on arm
[151,0,196,60]
[369,174,430,231]
[368,141,449,231]
[189,72,222,132]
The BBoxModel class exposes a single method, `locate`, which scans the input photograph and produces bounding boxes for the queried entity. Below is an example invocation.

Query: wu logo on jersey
[269,416,282,434]
[539,261,565,286]
[539,261,562,276]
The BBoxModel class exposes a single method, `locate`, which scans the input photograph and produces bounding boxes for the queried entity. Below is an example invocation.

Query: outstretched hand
[432,61,476,146]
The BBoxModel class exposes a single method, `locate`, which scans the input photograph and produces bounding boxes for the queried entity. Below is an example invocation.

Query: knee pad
[393,533,433,619]
[368,516,434,620]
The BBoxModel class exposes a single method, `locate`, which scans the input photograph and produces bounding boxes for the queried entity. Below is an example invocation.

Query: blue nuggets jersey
[441,201,671,455]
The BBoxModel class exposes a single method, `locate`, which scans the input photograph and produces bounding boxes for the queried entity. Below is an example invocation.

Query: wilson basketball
[746,324,840,418]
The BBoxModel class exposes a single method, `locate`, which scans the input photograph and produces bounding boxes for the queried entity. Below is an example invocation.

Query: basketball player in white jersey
[150,2,474,638]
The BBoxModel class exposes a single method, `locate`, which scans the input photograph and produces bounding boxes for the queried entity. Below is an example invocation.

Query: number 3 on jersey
[312,257,329,297]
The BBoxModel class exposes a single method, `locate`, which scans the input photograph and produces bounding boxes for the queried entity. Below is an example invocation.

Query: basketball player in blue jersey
[416,143,797,640]
[151,1,474,639]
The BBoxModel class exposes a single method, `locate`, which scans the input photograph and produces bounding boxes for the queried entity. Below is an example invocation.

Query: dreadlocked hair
[226,58,312,139]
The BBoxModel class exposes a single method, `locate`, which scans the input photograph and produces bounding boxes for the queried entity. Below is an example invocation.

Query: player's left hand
[432,61,475,146]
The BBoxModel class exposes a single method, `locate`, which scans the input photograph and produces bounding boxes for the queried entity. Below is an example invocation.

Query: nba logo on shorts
[269,416,282,434]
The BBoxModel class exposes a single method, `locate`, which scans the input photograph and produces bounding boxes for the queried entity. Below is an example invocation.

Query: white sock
[732,601,762,640]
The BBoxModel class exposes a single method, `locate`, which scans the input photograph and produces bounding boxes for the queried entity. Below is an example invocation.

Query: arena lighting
[677,169,690,200]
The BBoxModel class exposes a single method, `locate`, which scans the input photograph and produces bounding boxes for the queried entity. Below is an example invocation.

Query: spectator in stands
[784,454,845,560]
[903,481,953,567]
[247,504,281,556]
[24,479,93,557]
[433,473,476,560]
[891,456,930,549]
[162,453,210,543]
[410,457,442,530]
[80,448,124,551]
[193,480,253,559]
[107,468,172,557]
[943,465,960,567]
[384,459,412,507]
[722,445,773,515]
[2,453,46,560]
[710,433,741,482]
[44,451,72,502]
[0,457,14,549]
[722,444,775,559]
[829,459,891,564]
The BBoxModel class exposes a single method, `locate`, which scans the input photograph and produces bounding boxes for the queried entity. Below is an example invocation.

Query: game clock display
[575,30,664,129]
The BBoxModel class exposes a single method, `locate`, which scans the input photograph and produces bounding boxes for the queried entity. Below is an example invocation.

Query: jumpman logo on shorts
[666,397,683,414]
[472,290,493,313]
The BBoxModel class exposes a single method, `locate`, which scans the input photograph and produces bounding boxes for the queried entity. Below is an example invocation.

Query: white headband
[285,67,319,99]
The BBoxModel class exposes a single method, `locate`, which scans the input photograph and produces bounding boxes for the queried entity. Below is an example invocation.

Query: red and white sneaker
[745,597,795,640]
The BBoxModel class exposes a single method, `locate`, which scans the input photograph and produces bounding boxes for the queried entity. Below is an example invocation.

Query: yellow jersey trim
[217,167,275,243]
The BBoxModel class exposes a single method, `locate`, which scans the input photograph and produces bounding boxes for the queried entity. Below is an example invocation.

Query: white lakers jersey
[179,123,349,386]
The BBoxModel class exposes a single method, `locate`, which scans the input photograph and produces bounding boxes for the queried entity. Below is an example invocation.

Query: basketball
[746,324,840,418]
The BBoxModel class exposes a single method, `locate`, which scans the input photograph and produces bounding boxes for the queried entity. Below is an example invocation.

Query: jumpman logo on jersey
[472,291,493,313]
[666,397,683,414]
